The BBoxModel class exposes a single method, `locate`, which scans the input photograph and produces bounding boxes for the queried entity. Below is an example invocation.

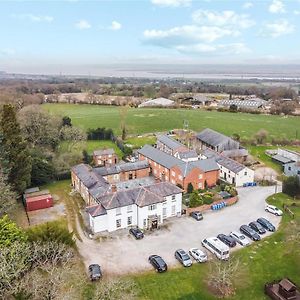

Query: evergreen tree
[189,190,202,208]
[0,104,32,194]
[187,182,194,194]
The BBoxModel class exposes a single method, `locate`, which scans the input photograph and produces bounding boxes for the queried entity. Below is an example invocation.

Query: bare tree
[254,129,268,145]
[0,172,17,216]
[208,258,240,298]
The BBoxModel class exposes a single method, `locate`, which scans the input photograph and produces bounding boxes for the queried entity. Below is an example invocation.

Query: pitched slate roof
[201,148,246,173]
[157,134,185,151]
[272,154,294,164]
[178,150,198,159]
[138,145,219,175]
[138,145,182,169]
[93,181,182,211]
[94,160,149,176]
[72,163,110,197]
[93,148,115,156]
[196,128,238,148]
[86,204,107,217]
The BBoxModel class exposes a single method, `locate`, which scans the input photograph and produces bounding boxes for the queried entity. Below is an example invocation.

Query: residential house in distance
[199,148,254,187]
[195,128,248,162]
[156,134,198,162]
[138,145,219,191]
[94,160,150,183]
[87,182,183,233]
[93,148,118,167]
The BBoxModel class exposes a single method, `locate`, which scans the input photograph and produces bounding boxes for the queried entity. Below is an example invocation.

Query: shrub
[26,220,75,246]
[189,191,202,208]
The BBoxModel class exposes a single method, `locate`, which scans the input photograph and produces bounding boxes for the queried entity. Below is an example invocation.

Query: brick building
[93,148,118,167]
[94,160,150,183]
[138,145,219,191]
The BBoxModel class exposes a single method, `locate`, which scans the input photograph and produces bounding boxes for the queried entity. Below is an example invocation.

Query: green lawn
[125,136,156,149]
[248,145,300,174]
[43,104,300,140]
[135,193,300,300]
[57,140,123,158]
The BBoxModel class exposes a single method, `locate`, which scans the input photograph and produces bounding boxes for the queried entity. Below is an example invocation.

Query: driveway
[76,185,281,275]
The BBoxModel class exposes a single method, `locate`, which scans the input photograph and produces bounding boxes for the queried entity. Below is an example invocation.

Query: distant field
[43,104,300,140]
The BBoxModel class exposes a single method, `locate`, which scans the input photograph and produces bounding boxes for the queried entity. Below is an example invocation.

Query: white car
[265,204,283,216]
[189,248,207,263]
[229,231,250,247]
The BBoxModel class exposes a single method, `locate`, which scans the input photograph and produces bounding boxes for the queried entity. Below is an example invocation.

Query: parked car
[240,225,261,241]
[129,227,144,239]
[265,204,283,216]
[88,264,102,281]
[174,249,193,267]
[217,234,237,247]
[189,248,207,263]
[229,231,250,247]
[249,221,266,234]
[148,255,168,273]
[190,211,203,221]
[257,217,276,232]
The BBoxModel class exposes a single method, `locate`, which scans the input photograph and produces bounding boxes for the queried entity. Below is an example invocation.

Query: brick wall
[186,196,238,214]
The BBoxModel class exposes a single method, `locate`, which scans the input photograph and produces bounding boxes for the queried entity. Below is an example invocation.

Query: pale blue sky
[1,0,300,74]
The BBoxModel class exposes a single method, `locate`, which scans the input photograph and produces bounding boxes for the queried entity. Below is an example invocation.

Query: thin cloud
[11,13,53,22]
[243,2,253,9]
[192,9,255,29]
[269,0,285,14]
[75,20,91,30]
[260,19,294,38]
[151,0,191,7]
[109,21,122,31]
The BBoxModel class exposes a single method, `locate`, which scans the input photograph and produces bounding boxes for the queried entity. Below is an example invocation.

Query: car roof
[177,249,186,254]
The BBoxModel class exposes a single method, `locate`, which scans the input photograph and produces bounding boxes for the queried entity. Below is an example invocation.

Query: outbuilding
[25,193,53,211]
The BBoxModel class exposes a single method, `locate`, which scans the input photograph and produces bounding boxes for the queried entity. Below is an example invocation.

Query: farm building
[93,148,118,167]
[87,181,183,233]
[199,148,254,187]
[24,189,53,212]
[138,97,175,108]
[218,98,267,110]
[196,128,240,152]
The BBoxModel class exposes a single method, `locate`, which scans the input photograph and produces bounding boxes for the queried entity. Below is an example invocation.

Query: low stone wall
[186,196,238,214]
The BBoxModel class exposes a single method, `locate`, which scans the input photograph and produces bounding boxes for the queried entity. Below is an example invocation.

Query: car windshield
[223,250,229,255]
[239,235,245,240]
[182,254,190,260]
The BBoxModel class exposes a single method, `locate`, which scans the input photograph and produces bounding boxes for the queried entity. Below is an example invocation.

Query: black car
[190,211,203,221]
[148,255,168,273]
[257,218,276,232]
[249,221,266,234]
[88,264,102,281]
[240,225,261,241]
[217,234,237,247]
[129,228,144,239]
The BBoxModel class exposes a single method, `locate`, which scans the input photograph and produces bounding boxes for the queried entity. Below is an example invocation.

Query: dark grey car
[190,211,203,221]
[240,225,261,241]
[88,264,102,281]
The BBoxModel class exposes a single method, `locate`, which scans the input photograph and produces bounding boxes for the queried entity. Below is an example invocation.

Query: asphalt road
[76,185,281,275]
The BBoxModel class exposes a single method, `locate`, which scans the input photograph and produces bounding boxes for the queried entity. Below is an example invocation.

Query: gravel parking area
[76,185,281,275]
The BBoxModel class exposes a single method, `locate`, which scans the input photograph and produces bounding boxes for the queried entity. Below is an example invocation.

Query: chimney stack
[111,184,117,193]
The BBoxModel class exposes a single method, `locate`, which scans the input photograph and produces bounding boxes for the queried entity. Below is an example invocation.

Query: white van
[201,237,230,260]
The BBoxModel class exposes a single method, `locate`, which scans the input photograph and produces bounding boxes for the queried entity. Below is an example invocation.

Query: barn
[25,193,53,211]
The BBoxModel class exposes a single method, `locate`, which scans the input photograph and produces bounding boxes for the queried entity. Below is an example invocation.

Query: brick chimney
[111,184,117,193]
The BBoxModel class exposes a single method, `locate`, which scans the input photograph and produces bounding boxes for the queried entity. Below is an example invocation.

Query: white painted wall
[89,193,182,233]
[219,165,254,187]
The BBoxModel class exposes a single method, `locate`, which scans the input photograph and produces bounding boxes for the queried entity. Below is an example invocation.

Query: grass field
[134,193,300,300]
[43,104,300,140]
[58,140,123,158]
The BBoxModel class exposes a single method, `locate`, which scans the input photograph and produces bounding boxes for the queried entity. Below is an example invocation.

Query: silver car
[189,248,207,263]
[175,249,193,267]
[230,231,250,247]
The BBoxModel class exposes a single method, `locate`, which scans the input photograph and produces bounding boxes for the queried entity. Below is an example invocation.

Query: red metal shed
[26,194,53,211]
